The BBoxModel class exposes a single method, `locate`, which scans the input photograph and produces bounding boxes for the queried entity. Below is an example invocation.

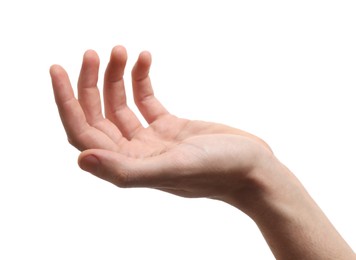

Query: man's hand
[50,45,271,201]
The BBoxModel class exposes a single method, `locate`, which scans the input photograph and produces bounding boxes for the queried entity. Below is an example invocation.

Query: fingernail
[80,155,100,173]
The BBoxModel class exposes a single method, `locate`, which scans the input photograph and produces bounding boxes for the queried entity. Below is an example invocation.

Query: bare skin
[50,45,355,259]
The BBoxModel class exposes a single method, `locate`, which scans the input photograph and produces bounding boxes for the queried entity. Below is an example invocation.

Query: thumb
[78,149,174,188]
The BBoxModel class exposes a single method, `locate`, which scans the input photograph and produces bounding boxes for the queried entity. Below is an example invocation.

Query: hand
[50,45,272,202]
[50,46,356,259]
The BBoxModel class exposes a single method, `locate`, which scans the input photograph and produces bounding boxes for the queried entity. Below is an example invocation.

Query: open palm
[50,46,271,200]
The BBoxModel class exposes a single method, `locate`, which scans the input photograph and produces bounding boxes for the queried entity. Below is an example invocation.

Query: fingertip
[84,49,98,56]
[109,45,128,67]
[78,149,92,162]
[78,154,100,174]
[49,65,69,85]
[111,45,127,57]
[138,51,152,66]
[49,64,64,76]
[132,51,152,80]
[78,150,133,188]
[83,49,100,64]
[78,150,103,175]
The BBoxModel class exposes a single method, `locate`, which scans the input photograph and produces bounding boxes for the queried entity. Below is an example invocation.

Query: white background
[0,0,355,259]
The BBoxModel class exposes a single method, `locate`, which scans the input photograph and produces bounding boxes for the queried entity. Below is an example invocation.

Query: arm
[50,45,355,259]
[228,154,355,259]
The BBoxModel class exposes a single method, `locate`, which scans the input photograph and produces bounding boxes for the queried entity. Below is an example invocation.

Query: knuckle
[111,170,131,188]
[67,136,85,151]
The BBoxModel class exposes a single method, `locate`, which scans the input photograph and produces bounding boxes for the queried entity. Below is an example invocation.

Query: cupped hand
[50,46,272,201]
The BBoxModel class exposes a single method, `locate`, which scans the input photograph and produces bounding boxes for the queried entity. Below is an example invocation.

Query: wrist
[223,151,300,217]
[224,153,356,259]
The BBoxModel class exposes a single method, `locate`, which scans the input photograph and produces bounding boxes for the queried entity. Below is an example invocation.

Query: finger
[77,50,104,124]
[131,51,169,124]
[50,65,121,151]
[77,50,124,144]
[78,149,178,189]
[50,65,89,144]
[104,46,143,139]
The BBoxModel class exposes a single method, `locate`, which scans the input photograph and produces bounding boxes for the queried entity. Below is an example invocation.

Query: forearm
[228,155,355,260]
[255,183,355,259]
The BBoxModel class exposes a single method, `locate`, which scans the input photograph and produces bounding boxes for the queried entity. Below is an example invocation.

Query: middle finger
[104,45,143,140]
